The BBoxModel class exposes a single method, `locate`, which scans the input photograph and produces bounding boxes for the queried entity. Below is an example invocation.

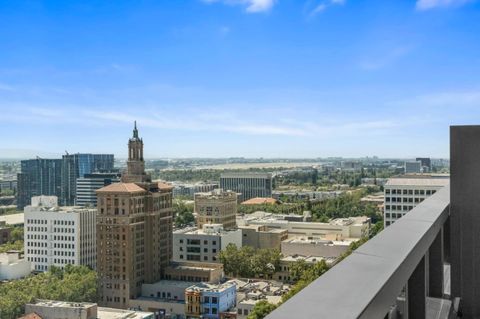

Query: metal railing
[266,185,452,319]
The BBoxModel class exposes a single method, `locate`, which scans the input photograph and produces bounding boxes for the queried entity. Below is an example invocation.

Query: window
[212,308,217,314]
[212,297,218,303]
[204,296,210,303]
[180,255,184,259]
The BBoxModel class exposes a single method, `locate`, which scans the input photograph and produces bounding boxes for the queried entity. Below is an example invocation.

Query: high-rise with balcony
[17,158,63,210]
[61,153,114,206]
[220,172,272,202]
[96,122,174,309]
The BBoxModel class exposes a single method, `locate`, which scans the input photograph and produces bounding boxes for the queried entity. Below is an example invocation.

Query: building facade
[185,282,236,319]
[0,251,31,280]
[173,224,242,264]
[194,190,237,230]
[17,159,62,210]
[24,197,96,272]
[76,172,121,207]
[219,173,272,202]
[383,176,450,227]
[96,122,174,309]
[61,153,115,206]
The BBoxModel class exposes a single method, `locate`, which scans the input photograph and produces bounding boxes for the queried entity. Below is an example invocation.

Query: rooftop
[385,178,450,187]
[241,197,279,205]
[186,281,236,293]
[96,182,147,193]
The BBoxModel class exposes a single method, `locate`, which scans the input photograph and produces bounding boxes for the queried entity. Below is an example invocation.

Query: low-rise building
[273,255,337,283]
[24,300,154,319]
[185,282,237,319]
[195,190,238,230]
[281,236,353,259]
[238,225,287,250]
[237,212,370,239]
[0,251,31,280]
[235,280,288,319]
[173,182,219,198]
[165,261,225,283]
[173,224,242,263]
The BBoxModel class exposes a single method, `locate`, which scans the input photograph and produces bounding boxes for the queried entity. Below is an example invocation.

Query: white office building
[24,196,96,271]
[384,176,450,227]
[173,224,242,263]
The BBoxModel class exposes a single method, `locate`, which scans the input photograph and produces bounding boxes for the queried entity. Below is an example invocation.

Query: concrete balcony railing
[266,185,453,319]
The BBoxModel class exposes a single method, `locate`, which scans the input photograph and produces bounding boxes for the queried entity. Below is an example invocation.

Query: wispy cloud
[359,46,412,70]
[309,0,345,17]
[416,0,475,10]
[202,0,276,13]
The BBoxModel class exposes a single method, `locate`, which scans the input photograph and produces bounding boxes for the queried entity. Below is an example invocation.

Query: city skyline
[1,0,480,158]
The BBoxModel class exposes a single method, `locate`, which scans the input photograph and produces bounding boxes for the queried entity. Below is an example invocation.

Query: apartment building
[220,173,273,202]
[24,196,96,271]
[194,190,238,230]
[17,158,62,210]
[384,176,450,227]
[173,224,242,263]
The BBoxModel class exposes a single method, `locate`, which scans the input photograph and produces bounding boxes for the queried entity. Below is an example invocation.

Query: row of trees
[219,244,282,278]
[0,265,97,319]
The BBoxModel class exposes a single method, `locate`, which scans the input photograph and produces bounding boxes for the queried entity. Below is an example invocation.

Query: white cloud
[416,0,474,10]
[202,0,276,13]
[309,0,345,17]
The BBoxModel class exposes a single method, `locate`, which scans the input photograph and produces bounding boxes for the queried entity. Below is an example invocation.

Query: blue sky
[0,0,479,159]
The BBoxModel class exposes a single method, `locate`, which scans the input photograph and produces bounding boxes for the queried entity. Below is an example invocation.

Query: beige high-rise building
[96,122,174,309]
[194,190,237,230]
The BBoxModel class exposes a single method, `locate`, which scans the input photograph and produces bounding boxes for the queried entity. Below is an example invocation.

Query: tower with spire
[96,122,174,309]
[122,121,150,183]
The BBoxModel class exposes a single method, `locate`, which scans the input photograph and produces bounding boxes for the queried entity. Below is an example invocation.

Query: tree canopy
[0,265,97,319]
[219,244,281,278]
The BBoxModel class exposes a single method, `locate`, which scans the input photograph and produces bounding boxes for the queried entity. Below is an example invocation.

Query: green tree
[0,265,97,319]
[247,300,278,319]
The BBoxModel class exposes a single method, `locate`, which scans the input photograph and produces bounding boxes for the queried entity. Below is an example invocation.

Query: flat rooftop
[98,307,153,319]
[386,178,450,187]
[27,300,96,308]
[0,213,24,225]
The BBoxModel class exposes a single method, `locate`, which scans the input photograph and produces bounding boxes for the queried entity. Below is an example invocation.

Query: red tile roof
[96,182,146,194]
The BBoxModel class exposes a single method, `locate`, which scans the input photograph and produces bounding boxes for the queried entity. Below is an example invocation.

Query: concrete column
[428,229,444,298]
[443,215,450,264]
[408,256,426,319]
[451,126,480,317]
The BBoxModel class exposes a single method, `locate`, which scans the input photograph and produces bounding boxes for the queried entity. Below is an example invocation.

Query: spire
[133,121,139,139]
